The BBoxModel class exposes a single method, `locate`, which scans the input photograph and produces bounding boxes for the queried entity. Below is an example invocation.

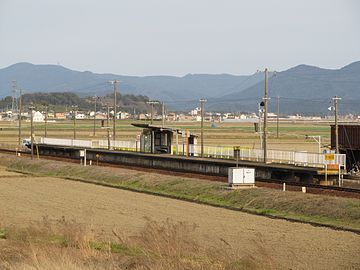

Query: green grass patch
[0,229,6,239]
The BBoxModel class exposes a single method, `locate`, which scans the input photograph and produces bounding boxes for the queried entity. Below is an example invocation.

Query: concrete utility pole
[200,98,207,158]
[162,102,165,128]
[44,105,48,137]
[276,96,280,139]
[72,105,78,139]
[258,102,263,149]
[107,104,111,149]
[110,80,119,141]
[263,68,269,163]
[93,96,98,136]
[18,89,22,147]
[29,105,35,160]
[333,96,341,154]
[147,101,159,124]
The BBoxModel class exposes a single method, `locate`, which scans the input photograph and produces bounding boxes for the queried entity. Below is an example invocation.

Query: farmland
[0,119,340,152]
[0,160,360,269]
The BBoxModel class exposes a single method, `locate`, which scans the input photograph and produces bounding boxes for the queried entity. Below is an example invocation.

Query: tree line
[0,92,160,113]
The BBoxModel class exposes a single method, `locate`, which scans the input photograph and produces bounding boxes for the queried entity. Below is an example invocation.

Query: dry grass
[0,216,273,270]
[2,154,359,231]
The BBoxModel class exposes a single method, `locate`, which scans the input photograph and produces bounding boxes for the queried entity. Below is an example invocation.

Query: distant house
[167,112,177,121]
[75,113,86,119]
[95,113,107,120]
[138,113,146,120]
[47,112,55,119]
[55,112,66,119]
[117,111,129,119]
[33,111,45,122]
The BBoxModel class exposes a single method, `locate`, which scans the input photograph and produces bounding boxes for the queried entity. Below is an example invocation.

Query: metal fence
[38,137,346,169]
[188,145,346,168]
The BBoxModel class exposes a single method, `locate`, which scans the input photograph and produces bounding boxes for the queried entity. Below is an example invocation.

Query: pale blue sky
[0,0,359,76]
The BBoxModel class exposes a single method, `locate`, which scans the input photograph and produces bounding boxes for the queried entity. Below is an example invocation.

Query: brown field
[0,118,345,152]
[0,167,359,269]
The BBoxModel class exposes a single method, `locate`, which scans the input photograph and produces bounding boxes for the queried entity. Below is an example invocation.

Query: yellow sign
[325,154,335,161]
[233,146,241,151]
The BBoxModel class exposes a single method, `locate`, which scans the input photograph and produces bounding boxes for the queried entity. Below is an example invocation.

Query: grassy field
[0,119,337,152]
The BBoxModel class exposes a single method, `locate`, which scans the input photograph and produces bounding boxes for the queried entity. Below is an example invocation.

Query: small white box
[228,167,255,185]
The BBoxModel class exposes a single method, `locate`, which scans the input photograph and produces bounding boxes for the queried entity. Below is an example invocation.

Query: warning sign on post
[325,154,335,161]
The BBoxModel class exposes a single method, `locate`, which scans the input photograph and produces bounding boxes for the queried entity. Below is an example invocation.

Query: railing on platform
[38,137,346,169]
[188,145,346,169]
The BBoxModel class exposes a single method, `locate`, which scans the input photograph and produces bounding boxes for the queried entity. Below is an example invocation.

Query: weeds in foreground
[0,216,274,270]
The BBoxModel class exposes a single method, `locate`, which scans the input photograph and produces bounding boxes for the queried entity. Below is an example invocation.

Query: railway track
[1,148,360,199]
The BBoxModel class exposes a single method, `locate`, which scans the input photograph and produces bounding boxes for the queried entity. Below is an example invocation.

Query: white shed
[33,111,45,122]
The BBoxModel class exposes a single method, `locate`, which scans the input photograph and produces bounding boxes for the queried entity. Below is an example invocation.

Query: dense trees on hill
[0,92,157,113]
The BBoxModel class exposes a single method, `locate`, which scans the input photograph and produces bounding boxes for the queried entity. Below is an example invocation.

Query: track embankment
[0,153,359,234]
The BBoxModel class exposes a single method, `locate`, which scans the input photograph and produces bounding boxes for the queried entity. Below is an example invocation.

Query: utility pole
[93,96,98,136]
[200,98,207,158]
[263,68,269,163]
[333,96,341,154]
[110,80,119,141]
[72,105,78,139]
[258,102,263,149]
[106,104,110,127]
[29,105,35,160]
[147,101,159,125]
[44,105,48,137]
[18,89,22,147]
[162,102,165,128]
[107,104,111,149]
[276,96,280,139]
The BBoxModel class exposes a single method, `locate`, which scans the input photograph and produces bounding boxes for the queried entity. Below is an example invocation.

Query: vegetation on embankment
[1,154,359,232]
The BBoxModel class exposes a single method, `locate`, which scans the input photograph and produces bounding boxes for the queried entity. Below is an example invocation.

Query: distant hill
[0,62,263,104]
[212,61,360,114]
[1,61,359,114]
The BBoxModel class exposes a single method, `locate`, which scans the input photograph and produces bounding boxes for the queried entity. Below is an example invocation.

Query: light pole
[258,101,263,149]
[276,96,280,139]
[109,80,119,141]
[305,135,322,154]
[93,96,98,137]
[263,68,269,163]
[162,102,165,128]
[199,98,207,157]
[71,105,78,139]
[44,105,48,137]
[29,105,35,160]
[18,89,22,147]
[332,96,341,154]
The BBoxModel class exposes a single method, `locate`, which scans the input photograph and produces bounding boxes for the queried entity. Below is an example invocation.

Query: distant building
[55,112,66,119]
[75,113,86,119]
[33,111,45,122]
[167,112,177,121]
[138,113,146,120]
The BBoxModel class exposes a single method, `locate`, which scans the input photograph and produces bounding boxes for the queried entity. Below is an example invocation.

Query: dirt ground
[0,170,359,269]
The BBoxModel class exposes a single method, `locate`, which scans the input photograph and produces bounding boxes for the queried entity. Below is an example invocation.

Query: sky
[0,0,359,76]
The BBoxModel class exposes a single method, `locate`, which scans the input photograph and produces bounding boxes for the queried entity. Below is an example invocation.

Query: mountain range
[0,61,359,114]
